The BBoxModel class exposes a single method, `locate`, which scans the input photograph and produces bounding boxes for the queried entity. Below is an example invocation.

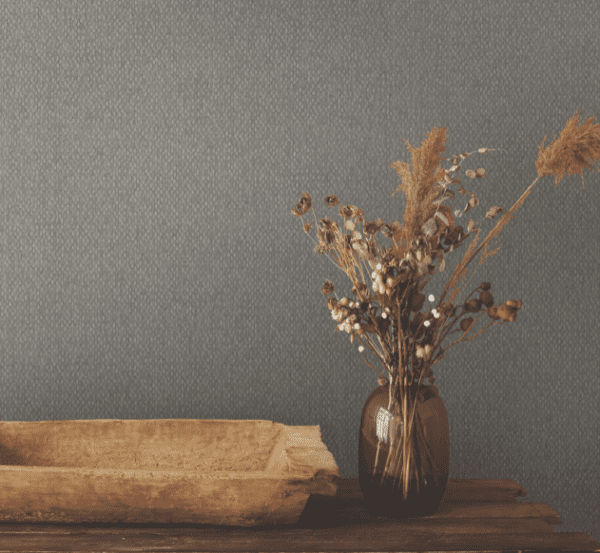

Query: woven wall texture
[0,0,597,540]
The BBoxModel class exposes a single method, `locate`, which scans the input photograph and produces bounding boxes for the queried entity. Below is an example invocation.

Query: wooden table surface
[0,477,598,552]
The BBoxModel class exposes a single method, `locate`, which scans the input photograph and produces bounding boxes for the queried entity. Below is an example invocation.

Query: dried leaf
[458,185,468,195]
[303,220,312,233]
[478,148,489,154]
[486,206,505,219]
[321,279,335,295]
[324,195,339,208]
[464,193,479,212]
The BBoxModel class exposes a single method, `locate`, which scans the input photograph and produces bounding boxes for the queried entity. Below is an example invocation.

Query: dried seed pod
[487,305,500,319]
[464,298,482,312]
[465,169,476,178]
[324,195,339,208]
[411,292,425,312]
[480,282,492,290]
[378,376,388,386]
[465,193,479,212]
[445,303,457,318]
[421,217,438,237]
[486,206,505,219]
[479,290,494,307]
[475,168,486,178]
[321,279,335,295]
[497,304,518,322]
[460,317,474,331]
[506,299,522,309]
[326,297,337,311]
[338,297,349,306]
[466,218,478,233]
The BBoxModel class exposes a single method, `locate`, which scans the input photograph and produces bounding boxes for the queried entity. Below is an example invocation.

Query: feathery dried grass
[536,110,600,189]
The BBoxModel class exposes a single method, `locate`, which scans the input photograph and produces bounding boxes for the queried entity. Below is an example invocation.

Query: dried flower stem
[437,177,541,307]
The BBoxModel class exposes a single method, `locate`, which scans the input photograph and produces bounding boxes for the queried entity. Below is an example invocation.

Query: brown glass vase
[358,381,450,518]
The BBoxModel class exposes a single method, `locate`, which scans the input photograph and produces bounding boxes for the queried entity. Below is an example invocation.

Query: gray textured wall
[0,0,598,541]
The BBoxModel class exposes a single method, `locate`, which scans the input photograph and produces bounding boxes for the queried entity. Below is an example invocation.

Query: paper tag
[376,407,392,443]
[376,407,403,445]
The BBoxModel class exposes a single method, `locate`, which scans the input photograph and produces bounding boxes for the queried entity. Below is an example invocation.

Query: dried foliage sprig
[292,110,599,393]
[291,110,599,498]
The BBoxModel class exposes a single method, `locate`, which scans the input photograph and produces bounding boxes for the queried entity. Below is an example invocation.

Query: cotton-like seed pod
[479,290,494,307]
[345,220,355,231]
[386,277,394,287]
[415,346,424,359]
[423,345,433,358]
[338,297,349,306]
[385,288,392,296]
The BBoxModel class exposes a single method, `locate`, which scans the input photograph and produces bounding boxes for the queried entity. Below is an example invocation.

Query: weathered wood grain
[0,419,340,525]
[0,478,597,552]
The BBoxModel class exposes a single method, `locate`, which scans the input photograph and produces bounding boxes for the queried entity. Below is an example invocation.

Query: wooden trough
[0,419,340,526]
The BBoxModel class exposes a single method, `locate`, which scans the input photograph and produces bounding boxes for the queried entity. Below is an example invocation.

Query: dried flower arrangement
[291,110,600,497]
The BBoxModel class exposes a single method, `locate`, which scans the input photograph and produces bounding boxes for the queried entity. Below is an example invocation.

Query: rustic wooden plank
[299,498,559,527]
[529,502,563,526]
[0,519,597,552]
[336,478,527,502]
[297,479,533,527]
